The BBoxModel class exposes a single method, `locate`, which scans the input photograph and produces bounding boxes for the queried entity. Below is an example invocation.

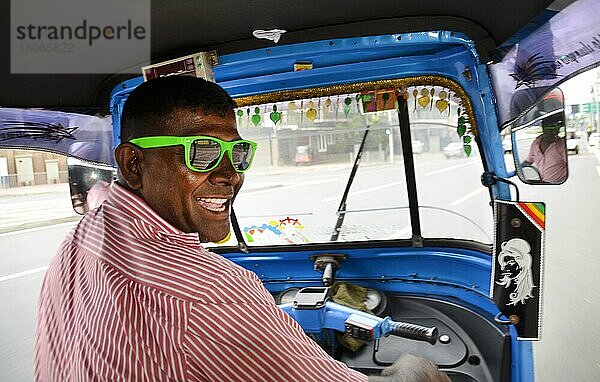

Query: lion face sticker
[496,238,536,306]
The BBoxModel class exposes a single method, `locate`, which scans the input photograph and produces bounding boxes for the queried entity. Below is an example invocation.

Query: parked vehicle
[293,145,315,165]
[567,130,579,154]
[589,132,600,147]
[442,141,466,158]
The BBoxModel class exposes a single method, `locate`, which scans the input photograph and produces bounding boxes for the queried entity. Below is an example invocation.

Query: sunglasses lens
[190,139,221,170]
[232,142,254,171]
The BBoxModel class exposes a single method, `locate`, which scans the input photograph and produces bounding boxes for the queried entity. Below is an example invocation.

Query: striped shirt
[35,182,368,382]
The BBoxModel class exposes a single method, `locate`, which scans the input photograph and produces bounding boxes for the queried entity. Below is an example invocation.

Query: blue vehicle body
[109,31,529,381]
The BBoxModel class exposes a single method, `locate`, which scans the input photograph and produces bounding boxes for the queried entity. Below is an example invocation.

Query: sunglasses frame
[129,135,257,173]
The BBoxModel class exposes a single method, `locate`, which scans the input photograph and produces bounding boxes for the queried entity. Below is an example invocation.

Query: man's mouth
[196,197,229,213]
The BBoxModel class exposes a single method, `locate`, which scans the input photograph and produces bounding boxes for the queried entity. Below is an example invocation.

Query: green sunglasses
[129,135,257,173]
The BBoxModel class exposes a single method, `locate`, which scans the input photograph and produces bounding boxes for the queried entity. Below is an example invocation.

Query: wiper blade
[330,126,370,241]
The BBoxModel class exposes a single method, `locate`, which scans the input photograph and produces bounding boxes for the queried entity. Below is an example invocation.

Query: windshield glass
[215,81,492,247]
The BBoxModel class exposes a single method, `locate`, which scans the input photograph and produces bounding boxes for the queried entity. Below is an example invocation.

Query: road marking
[321,180,405,202]
[243,178,340,196]
[385,226,411,239]
[0,220,78,237]
[450,187,486,206]
[425,161,477,176]
[0,265,49,282]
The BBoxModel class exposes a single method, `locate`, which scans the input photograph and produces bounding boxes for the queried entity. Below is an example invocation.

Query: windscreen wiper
[230,208,249,253]
[330,126,370,241]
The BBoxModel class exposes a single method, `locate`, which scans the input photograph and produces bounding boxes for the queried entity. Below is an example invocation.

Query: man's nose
[209,152,242,186]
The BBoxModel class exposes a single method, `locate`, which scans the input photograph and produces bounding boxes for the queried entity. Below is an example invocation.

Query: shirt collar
[106,182,202,247]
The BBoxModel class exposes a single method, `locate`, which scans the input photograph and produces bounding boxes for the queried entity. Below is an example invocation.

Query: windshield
[213,81,492,247]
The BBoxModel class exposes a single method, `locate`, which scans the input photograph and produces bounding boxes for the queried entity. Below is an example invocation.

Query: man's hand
[368,353,451,382]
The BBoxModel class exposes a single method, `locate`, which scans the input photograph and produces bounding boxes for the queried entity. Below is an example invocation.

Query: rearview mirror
[67,157,116,214]
[510,88,568,184]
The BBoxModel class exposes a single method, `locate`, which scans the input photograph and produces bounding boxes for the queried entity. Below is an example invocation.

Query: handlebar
[388,320,438,345]
[278,288,438,346]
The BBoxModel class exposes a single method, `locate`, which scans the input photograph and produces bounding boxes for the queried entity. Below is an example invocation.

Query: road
[1,150,599,381]
[520,153,600,382]
[0,223,77,382]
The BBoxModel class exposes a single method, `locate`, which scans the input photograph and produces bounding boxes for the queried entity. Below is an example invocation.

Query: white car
[443,142,466,158]
[566,130,579,154]
[589,132,600,147]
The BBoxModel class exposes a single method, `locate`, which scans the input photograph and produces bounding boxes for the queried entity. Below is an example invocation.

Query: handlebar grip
[390,321,438,345]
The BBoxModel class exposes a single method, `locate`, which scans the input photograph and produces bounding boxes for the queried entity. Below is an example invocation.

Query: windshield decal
[244,217,309,244]
[0,120,78,142]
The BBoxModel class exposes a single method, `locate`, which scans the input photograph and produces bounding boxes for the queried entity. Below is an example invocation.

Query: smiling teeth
[198,198,227,204]
[197,198,227,212]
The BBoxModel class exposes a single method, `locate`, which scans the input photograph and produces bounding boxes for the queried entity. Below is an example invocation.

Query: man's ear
[115,143,144,190]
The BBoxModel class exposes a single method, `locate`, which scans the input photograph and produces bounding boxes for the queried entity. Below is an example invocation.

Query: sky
[560,67,600,105]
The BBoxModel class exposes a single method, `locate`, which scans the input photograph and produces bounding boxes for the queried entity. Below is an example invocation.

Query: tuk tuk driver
[35,76,449,382]
[522,113,567,183]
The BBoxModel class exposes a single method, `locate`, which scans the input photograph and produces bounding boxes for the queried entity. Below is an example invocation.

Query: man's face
[541,125,560,141]
[138,109,244,242]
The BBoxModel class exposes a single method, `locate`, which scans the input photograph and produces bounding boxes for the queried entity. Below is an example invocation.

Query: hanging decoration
[400,89,409,100]
[306,101,317,121]
[435,90,450,114]
[404,84,475,156]
[360,91,375,112]
[344,96,352,117]
[429,88,435,110]
[360,89,398,113]
[269,104,281,124]
[412,89,418,111]
[418,88,430,109]
[251,106,261,126]
[234,79,477,150]
[456,106,474,156]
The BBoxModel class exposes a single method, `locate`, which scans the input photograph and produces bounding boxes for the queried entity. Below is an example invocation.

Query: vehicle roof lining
[0,0,554,111]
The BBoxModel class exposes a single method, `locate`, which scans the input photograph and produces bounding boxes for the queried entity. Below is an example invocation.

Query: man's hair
[120,76,237,142]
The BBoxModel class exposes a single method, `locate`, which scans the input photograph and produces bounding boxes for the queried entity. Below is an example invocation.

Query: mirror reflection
[67,157,116,214]
[511,88,568,184]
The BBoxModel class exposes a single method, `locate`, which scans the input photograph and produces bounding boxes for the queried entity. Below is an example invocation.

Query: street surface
[1,146,599,381]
